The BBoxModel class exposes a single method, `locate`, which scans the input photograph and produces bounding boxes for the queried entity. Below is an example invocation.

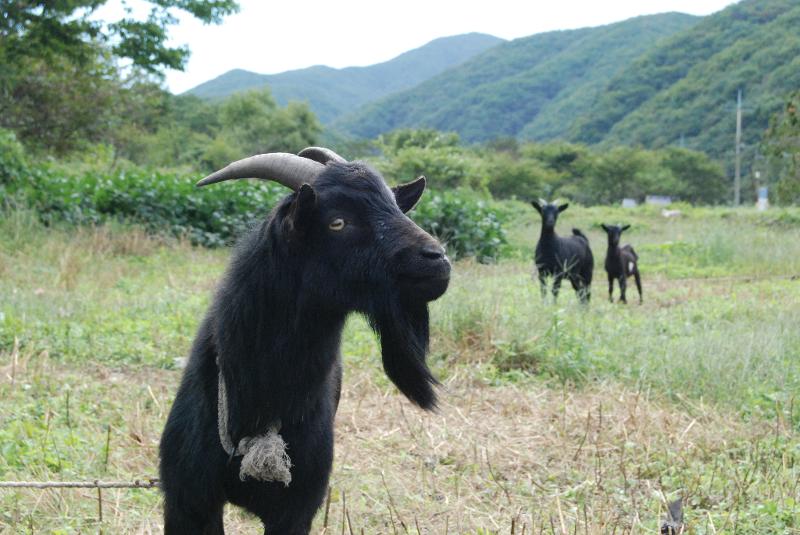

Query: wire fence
[0,479,160,524]
[0,479,159,489]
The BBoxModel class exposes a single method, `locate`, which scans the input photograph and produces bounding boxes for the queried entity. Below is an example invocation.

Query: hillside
[185,33,504,124]
[572,0,800,160]
[336,13,699,142]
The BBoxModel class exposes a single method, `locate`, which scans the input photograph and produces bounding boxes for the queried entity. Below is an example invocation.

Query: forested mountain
[572,0,800,160]
[335,13,699,141]
[185,0,800,164]
[185,33,504,123]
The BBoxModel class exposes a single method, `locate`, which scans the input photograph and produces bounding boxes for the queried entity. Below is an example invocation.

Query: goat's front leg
[607,273,614,302]
[552,274,563,301]
[538,273,549,300]
[618,276,627,304]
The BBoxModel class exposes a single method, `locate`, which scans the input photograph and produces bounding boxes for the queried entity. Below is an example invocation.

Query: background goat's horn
[196,153,325,190]
[297,146,347,164]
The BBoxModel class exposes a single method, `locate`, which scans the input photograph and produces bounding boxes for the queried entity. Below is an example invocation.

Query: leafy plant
[412,189,507,262]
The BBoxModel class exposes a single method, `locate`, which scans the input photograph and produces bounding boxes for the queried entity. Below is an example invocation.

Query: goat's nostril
[420,246,445,260]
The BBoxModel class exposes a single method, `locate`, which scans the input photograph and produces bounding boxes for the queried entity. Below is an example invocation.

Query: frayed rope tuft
[238,430,292,485]
[217,367,292,485]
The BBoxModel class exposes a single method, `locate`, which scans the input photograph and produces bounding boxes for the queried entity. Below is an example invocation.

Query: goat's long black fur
[601,223,642,304]
[159,162,450,534]
[531,200,594,303]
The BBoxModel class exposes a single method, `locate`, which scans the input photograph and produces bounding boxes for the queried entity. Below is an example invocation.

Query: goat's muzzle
[396,241,451,301]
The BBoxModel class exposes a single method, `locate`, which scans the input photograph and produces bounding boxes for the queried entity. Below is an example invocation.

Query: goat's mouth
[397,266,451,301]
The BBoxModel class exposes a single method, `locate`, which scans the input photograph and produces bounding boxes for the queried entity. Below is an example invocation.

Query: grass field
[1,205,799,534]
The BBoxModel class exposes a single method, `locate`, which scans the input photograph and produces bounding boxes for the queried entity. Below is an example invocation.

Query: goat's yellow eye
[329,218,345,231]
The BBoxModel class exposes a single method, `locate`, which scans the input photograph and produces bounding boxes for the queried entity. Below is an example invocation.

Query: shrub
[412,189,507,262]
[10,164,509,259]
[0,128,29,187]
[21,166,286,247]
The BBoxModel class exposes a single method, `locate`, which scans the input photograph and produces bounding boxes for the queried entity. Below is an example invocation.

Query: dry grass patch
[2,355,796,534]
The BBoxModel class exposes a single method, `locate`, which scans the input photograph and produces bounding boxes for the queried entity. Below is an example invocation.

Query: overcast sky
[100,0,740,94]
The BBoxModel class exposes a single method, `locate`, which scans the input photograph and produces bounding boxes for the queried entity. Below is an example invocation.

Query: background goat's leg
[552,274,563,302]
[618,276,627,304]
[538,273,548,300]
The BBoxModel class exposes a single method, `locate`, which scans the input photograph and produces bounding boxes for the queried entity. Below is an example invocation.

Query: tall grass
[1,206,799,532]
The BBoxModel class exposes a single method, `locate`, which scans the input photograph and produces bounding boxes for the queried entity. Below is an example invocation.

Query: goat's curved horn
[196,153,325,190]
[538,198,548,206]
[297,146,347,165]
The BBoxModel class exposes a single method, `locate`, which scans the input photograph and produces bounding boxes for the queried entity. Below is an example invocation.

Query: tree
[0,0,239,73]
[377,129,461,155]
[659,147,727,204]
[763,90,800,204]
[0,0,239,155]
[582,147,653,205]
[219,89,321,159]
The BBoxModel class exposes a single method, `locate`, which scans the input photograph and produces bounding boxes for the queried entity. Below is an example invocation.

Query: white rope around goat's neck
[217,364,292,486]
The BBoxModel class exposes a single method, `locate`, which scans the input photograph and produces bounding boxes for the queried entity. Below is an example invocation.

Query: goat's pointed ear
[558,203,569,213]
[621,224,631,232]
[393,176,426,213]
[601,223,609,232]
[286,184,317,238]
[530,200,543,214]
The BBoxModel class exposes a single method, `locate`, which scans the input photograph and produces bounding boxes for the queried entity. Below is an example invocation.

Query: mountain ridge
[185,33,505,123]
[335,13,700,141]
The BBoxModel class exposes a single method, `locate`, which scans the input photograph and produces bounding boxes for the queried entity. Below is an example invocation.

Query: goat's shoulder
[620,244,638,261]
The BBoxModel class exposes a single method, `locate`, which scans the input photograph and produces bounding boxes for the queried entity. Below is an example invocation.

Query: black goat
[601,223,642,304]
[531,199,594,303]
[159,147,450,534]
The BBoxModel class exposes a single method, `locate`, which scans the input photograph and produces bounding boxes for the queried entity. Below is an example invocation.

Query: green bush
[20,166,286,247]
[8,164,508,259]
[0,128,29,188]
[412,189,507,262]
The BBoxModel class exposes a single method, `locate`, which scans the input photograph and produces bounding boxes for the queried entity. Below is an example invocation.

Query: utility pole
[734,88,743,206]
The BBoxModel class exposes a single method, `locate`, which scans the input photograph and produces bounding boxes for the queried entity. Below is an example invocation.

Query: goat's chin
[397,276,450,302]
[368,301,438,410]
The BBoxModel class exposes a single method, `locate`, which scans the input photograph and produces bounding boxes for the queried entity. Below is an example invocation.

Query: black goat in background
[531,199,594,303]
[159,147,450,534]
[601,223,642,304]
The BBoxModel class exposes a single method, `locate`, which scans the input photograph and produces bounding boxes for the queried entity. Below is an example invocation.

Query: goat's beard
[368,298,438,410]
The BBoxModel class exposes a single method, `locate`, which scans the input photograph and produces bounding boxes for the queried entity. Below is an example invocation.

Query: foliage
[219,90,321,161]
[0,52,122,154]
[481,151,551,200]
[0,0,239,74]
[18,164,286,247]
[658,147,729,204]
[372,129,488,190]
[363,132,728,205]
[763,90,800,204]
[56,86,323,172]
[0,0,239,155]
[0,128,28,188]
[412,190,507,262]
[374,145,488,191]
[5,161,506,259]
[575,0,800,166]
[377,128,461,152]
[337,0,800,176]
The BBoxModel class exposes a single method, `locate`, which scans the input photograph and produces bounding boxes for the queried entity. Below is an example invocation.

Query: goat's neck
[539,225,558,242]
[217,232,347,430]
